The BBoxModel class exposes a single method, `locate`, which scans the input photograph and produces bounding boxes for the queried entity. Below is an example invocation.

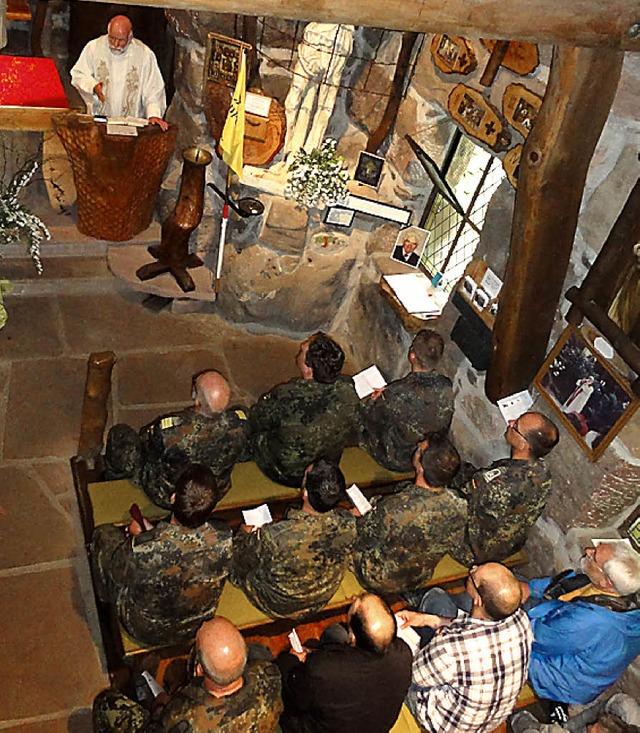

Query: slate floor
[0,222,304,730]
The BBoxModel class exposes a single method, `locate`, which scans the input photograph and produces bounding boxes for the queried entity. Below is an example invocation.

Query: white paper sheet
[353,365,387,399]
[347,484,373,515]
[497,390,534,423]
[384,273,446,316]
[242,503,272,528]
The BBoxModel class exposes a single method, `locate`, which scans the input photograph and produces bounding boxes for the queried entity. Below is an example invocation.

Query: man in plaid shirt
[398,562,533,733]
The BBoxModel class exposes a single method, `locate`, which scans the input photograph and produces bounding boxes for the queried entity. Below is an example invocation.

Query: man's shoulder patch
[483,467,503,483]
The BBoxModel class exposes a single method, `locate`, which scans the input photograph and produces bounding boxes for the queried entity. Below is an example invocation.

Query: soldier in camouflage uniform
[93,617,283,732]
[232,457,357,618]
[361,329,454,472]
[354,433,466,594]
[91,465,232,646]
[105,370,249,508]
[456,411,559,565]
[249,332,361,487]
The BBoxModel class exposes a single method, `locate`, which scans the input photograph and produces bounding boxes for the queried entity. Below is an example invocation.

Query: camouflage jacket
[231,507,357,619]
[360,372,454,472]
[140,407,249,508]
[149,661,283,733]
[92,662,282,733]
[461,457,552,564]
[107,519,233,646]
[249,377,361,486]
[353,480,467,594]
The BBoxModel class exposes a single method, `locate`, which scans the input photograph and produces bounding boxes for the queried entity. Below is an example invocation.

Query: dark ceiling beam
[84,0,640,50]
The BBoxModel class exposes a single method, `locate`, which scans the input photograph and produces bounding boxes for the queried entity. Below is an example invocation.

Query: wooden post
[366,32,419,154]
[77,351,116,459]
[567,178,640,322]
[485,45,624,403]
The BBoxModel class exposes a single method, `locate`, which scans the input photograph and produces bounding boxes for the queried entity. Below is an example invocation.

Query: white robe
[70,35,166,120]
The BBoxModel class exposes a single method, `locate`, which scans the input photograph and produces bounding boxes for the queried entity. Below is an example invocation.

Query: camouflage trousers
[105,423,143,483]
[93,688,150,733]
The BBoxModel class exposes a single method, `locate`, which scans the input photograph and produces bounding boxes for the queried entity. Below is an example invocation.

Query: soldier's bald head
[348,593,396,654]
[194,370,231,416]
[196,617,247,686]
[472,563,522,620]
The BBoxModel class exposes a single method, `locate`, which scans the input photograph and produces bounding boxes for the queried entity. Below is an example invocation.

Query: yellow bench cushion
[120,570,365,656]
[88,447,411,527]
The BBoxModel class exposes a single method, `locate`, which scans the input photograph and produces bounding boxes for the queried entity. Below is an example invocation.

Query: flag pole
[214,167,233,294]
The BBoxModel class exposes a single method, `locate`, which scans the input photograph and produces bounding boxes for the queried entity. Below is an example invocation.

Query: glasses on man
[509,419,527,442]
[468,566,482,597]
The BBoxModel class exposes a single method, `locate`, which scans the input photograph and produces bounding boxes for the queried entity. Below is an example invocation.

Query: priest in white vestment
[70,15,168,130]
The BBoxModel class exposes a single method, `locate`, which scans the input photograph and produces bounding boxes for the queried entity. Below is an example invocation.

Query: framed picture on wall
[353,151,385,189]
[324,206,355,228]
[620,505,640,552]
[533,326,638,461]
[204,33,252,87]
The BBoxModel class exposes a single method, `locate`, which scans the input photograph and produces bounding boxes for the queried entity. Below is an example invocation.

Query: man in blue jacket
[523,541,640,705]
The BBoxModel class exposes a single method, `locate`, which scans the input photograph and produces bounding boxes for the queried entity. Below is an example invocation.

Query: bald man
[93,616,283,731]
[455,411,559,564]
[277,593,412,732]
[71,15,169,130]
[105,369,249,508]
[399,563,533,733]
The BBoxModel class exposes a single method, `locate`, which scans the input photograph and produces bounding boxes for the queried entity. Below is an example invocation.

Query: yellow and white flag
[220,50,246,179]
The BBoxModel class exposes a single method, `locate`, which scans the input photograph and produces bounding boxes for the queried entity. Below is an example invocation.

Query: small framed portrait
[620,506,640,552]
[204,33,252,87]
[353,151,385,189]
[324,206,355,228]
[533,326,638,461]
[390,227,430,269]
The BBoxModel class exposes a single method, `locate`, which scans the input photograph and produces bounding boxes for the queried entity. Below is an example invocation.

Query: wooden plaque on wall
[448,84,511,152]
[503,83,543,138]
[481,39,539,75]
[503,144,523,189]
[430,35,477,75]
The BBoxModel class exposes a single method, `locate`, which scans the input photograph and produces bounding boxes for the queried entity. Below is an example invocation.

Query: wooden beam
[567,177,640,320]
[84,0,640,50]
[485,46,624,403]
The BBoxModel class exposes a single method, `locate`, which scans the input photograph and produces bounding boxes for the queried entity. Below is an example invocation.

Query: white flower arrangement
[285,138,349,210]
[0,159,48,275]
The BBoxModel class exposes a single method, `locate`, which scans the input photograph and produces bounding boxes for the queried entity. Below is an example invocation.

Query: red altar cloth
[0,56,69,108]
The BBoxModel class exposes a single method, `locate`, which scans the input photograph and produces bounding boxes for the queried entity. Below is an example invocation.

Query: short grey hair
[603,543,640,596]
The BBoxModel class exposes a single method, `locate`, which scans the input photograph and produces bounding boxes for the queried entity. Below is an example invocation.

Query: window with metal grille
[421,133,505,291]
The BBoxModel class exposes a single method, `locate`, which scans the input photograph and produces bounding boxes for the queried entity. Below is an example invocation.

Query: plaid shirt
[407,608,532,733]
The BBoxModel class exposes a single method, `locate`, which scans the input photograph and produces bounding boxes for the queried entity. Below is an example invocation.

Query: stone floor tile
[0,466,74,569]
[1,256,110,281]
[2,709,92,733]
[33,461,75,496]
[0,297,64,359]
[57,290,220,353]
[115,348,227,406]
[1,566,106,719]
[3,358,86,460]
[223,333,300,401]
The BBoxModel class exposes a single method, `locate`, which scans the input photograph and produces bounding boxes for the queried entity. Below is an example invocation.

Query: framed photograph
[533,326,638,461]
[620,505,640,552]
[353,151,385,189]
[204,33,252,87]
[390,227,430,269]
[324,206,355,228]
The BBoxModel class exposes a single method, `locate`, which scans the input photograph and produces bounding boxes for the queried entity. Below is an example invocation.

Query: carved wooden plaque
[430,35,477,75]
[448,84,511,152]
[503,144,523,189]
[481,39,539,75]
[204,83,286,167]
[503,83,543,138]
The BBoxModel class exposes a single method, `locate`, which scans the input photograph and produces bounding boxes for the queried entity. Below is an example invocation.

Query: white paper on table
[383,273,446,316]
[497,390,534,423]
[395,615,421,654]
[107,115,148,127]
[592,538,632,549]
[347,484,373,515]
[288,628,304,653]
[242,503,272,528]
[480,267,503,300]
[106,123,138,136]
[353,365,387,399]
[246,92,272,117]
